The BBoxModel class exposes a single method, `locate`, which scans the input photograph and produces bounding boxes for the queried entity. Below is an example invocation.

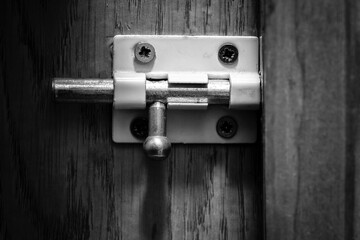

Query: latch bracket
[112,35,260,144]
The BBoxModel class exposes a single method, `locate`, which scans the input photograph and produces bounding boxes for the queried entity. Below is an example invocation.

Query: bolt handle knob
[143,136,171,160]
[143,102,171,160]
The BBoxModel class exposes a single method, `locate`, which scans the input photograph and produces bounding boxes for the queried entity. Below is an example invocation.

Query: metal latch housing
[52,35,260,160]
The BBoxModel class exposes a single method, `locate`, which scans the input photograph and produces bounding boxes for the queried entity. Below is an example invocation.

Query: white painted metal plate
[112,35,259,143]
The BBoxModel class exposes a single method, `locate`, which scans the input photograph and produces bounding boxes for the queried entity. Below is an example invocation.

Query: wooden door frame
[263,0,360,239]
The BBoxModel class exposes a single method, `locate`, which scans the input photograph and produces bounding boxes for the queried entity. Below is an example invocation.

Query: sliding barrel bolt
[143,102,171,160]
[134,42,156,64]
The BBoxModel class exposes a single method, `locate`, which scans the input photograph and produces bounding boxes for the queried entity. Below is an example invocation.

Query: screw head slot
[218,44,238,64]
[130,117,149,140]
[216,116,238,139]
[134,42,156,64]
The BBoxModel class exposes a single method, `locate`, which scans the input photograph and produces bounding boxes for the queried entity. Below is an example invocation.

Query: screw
[134,42,156,64]
[130,117,149,140]
[218,44,238,64]
[216,116,238,138]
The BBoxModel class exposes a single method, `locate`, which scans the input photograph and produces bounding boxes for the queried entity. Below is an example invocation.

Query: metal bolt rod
[143,102,171,160]
[148,102,167,137]
[146,80,229,104]
[53,78,114,103]
[52,78,230,104]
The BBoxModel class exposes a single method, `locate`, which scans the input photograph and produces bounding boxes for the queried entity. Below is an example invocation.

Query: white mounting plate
[112,35,259,143]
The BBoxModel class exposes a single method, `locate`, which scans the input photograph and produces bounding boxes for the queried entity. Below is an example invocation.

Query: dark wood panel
[345,1,360,239]
[264,0,360,239]
[0,0,262,239]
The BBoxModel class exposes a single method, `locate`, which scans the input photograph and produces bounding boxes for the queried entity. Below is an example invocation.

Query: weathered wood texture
[0,0,262,239]
[264,0,360,239]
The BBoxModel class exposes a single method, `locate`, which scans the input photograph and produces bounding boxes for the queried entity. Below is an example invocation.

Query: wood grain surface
[0,0,262,239]
[264,0,360,239]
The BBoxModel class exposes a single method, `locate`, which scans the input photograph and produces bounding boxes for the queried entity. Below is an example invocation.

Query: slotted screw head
[134,42,156,64]
[218,44,238,64]
[216,116,238,138]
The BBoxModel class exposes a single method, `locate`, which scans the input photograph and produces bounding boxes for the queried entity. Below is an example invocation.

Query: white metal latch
[52,35,261,160]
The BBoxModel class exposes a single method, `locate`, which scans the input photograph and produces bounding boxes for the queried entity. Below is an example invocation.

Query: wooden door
[0,0,263,239]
